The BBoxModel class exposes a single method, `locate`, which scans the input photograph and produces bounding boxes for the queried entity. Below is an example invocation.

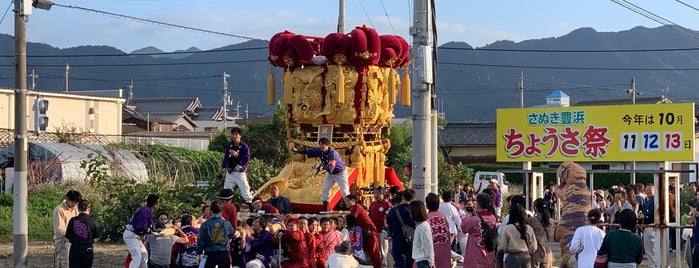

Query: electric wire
[439,61,699,71]
[0,46,268,58]
[0,1,12,26]
[610,0,699,40]
[0,59,268,67]
[676,0,699,12]
[50,2,261,41]
[440,67,629,90]
[356,0,376,29]
[440,46,699,53]
[378,0,396,34]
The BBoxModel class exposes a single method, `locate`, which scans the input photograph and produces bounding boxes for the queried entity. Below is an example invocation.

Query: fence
[0,128,210,151]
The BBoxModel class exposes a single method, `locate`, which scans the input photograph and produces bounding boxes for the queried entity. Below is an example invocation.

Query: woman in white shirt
[410,200,435,268]
[569,209,606,268]
[326,241,360,268]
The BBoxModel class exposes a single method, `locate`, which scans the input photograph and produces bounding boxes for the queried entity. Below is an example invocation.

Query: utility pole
[519,71,524,108]
[64,63,69,92]
[235,101,242,118]
[629,77,637,185]
[127,80,134,105]
[245,103,249,119]
[337,0,345,33]
[28,69,38,90]
[222,72,230,130]
[410,0,434,201]
[13,1,29,266]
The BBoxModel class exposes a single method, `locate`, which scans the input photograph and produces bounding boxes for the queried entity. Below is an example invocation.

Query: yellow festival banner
[496,103,695,162]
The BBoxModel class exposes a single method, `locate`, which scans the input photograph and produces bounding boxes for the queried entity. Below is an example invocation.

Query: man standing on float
[295,137,349,211]
[217,126,253,203]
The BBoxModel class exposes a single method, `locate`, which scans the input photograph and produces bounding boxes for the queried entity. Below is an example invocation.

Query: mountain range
[1,25,699,122]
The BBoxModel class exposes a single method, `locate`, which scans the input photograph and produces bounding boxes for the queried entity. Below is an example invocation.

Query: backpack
[477,213,498,252]
[396,209,415,244]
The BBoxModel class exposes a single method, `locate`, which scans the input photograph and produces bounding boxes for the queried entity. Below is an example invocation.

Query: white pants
[380,231,391,267]
[321,169,349,202]
[459,233,468,256]
[643,227,656,268]
[123,229,148,268]
[53,239,70,268]
[225,171,253,202]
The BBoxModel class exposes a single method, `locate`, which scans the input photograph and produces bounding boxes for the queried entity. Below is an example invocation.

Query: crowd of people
[47,127,699,268]
[110,177,515,268]
[52,179,699,268]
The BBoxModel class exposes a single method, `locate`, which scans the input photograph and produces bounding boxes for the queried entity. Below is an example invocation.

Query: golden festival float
[254,26,411,213]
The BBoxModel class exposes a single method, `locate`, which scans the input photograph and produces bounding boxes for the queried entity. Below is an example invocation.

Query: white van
[473,171,509,194]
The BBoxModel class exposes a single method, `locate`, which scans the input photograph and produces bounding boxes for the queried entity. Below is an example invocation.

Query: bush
[0,184,67,242]
[92,176,210,242]
[90,146,281,242]
[208,131,230,152]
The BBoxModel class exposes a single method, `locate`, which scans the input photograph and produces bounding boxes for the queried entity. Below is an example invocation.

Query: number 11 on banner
[620,132,639,152]
[664,132,682,152]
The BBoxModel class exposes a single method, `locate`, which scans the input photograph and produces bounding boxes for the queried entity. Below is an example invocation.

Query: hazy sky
[0,0,697,52]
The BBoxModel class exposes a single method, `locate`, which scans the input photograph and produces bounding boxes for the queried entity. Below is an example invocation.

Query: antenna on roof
[127,80,134,105]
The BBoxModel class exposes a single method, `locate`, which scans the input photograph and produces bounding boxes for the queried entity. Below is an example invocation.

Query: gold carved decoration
[254,163,356,205]
[324,65,358,123]
[290,66,327,123]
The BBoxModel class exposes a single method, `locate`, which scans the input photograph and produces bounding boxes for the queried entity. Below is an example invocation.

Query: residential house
[438,122,497,164]
[190,106,240,132]
[123,97,201,132]
[0,88,124,135]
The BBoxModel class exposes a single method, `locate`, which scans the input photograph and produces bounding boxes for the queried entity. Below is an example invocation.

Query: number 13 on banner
[664,132,682,151]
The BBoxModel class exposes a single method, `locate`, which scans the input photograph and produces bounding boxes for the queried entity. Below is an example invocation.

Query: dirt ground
[0,241,127,268]
[0,240,681,268]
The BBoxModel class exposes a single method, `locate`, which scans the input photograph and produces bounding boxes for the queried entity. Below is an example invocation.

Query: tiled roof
[438,122,496,146]
[193,107,223,121]
[130,97,201,114]
[574,96,670,106]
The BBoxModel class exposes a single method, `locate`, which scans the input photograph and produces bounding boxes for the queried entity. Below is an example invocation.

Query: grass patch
[0,182,102,243]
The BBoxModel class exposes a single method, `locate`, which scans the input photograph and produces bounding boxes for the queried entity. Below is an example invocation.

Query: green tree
[208,130,230,152]
[385,121,412,168]
[243,105,291,167]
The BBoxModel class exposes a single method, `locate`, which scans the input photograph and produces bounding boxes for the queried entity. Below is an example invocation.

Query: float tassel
[337,65,345,104]
[283,68,293,104]
[388,68,396,104]
[267,68,276,105]
[401,68,411,106]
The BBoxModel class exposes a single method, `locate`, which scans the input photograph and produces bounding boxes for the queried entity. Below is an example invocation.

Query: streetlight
[13,1,51,267]
[32,0,54,10]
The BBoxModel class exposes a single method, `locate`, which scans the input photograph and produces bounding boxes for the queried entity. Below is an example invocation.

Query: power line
[610,0,699,40]
[439,61,699,71]
[676,0,699,12]
[36,75,269,94]
[0,59,268,68]
[0,46,268,58]
[441,46,699,53]
[378,0,396,34]
[50,2,262,41]
[356,0,376,29]
[441,67,629,89]
[0,1,11,26]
